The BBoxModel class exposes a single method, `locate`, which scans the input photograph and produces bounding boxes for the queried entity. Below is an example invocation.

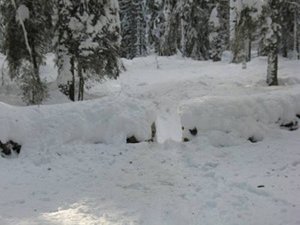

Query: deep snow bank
[0,95,156,148]
[180,89,300,146]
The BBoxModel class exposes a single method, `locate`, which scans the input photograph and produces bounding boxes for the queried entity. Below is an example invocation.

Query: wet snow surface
[1,55,300,225]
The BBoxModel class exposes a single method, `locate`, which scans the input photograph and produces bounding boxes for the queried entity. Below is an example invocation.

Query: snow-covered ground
[0,54,300,225]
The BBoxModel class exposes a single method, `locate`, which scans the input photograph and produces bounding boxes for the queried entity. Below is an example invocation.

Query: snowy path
[1,127,300,225]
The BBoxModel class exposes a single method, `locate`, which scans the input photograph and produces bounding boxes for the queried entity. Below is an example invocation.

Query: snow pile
[180,90,300,146]
[0,95,156,150]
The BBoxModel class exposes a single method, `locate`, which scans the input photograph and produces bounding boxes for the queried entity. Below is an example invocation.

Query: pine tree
[232,4,257,64]
[0,9,4,53]
[54,0,121,101]
[280,2,295,58]
[120,0,147,59]
[147,0,165,54]
[159,0,179,56]
[280,1,300,59]
[262,0,283,86]
[0,0,52,104]
[181,0,211,60]
[209,1,230,61]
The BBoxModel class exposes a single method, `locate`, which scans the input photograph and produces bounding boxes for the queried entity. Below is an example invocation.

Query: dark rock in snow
[257,185,265,188]
[0,140,22,158]
[296,114,300,119]
[189,127,198,136]
[248,136,258,143]
[280,120,298,131]
[248,135,263,143]
[183,138,190,142]
[127,136,139,144]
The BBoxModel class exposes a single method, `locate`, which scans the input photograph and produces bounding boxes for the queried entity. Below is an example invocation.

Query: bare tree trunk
[69,56,75,101]
[77,63,84,101]
[293,9,298,60]
[267,46,278,86]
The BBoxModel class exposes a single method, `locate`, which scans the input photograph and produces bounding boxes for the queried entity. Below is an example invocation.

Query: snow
[209,6,220,28]
[0,96,156,149]
[16,5,30,22]
[0,54,300,225]
[180,91,300,146]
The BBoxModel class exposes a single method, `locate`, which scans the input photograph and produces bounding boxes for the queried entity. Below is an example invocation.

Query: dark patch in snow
[248,136,263,143]
[183,137,190,142]
[280,120,299,131]
[189,127,198,136]
[257,185,265,188]
[0,140,22,158]
[148,122,156,142]
[296,114,300,119]
[127,136,139,144]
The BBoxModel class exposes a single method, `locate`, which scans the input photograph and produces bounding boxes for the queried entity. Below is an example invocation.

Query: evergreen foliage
[120,0,147,59]
[181,0,211,60]
[0,0,52,104]
[0,0,299,104]
[209,1,230,61]
[54,0,121,101]
[232,6,257,63]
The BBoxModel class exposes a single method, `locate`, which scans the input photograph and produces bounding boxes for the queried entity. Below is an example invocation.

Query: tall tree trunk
[267,46,278,86]
[247,38,251,62]
[69,56,75,101]
[293,9,298,60]
[77,63,84,101]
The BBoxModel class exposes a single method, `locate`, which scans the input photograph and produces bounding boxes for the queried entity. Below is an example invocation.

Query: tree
[0,8,4,53]
[147,0,161,53]
[209,0,230,61]
[0,0,52,104]
[120,0,147,59]
[262,0,282,86]
[282,1,300,60]
[181,0,211,60]
[54,0,121,101]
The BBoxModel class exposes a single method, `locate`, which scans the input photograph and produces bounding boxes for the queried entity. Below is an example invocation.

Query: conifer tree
[0,11,4,53]
[54,0,121,101]
[0,0,52,104]
[147,0,165,54]
[209,1,230,61]
[280,1,299,59]
[262,0,283,86]
[120,0,147,59]
[232,6,256,64]
[180,0,211,60]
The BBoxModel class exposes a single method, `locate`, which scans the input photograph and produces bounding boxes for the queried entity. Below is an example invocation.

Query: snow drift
[0,95,156,149]
[180,90,300,146]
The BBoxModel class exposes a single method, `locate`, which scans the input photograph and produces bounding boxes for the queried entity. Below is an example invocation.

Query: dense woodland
[0,0,299,104]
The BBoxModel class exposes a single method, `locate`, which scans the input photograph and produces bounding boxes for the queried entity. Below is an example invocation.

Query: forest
[0,1,300,225]
[0,0,299,104]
